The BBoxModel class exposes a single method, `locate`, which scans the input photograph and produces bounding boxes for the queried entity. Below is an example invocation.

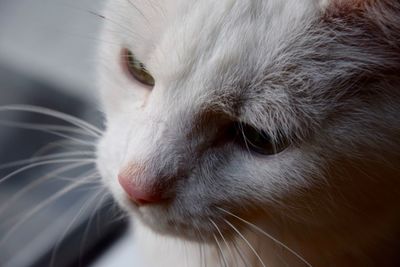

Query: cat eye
[122,49,155,86]
[237,123,289,155]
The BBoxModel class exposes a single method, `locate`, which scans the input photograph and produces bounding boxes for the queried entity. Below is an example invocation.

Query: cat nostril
[118,174,164,205]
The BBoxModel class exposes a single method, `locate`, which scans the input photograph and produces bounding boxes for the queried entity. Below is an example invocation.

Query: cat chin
[119,196,234,243]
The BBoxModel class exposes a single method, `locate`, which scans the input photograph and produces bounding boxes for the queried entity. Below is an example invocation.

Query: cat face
[96,0,400,241]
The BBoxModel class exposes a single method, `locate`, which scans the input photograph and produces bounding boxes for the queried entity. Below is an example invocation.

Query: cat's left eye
[122,48,155,86]
[237,123,289,155]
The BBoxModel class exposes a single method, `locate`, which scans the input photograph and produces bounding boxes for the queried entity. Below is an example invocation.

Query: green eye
[237,123,289,155]
[123,49,155,86]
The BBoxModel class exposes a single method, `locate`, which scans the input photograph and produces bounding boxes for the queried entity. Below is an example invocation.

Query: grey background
[0,0,141,266]
[0,0,102,100]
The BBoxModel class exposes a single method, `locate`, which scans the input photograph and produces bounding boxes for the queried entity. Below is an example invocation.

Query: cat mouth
[122,196,233,241]
[151,217,232,242]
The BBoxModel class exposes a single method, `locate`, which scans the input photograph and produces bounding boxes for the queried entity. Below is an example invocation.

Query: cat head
[96,0,400,240]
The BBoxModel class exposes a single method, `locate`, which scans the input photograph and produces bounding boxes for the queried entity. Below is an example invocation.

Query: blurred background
[0,0,140,266]
[0,0,100,99]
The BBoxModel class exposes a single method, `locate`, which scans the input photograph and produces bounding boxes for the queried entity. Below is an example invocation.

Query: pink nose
[118,173,163,205]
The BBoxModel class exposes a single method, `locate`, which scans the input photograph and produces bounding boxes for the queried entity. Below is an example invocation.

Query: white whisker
[78,188,109,266]
[32,139,95,157]
[0,151,95,170]
[213,233,227,267]
[78,188,108,266]
[0,120,97,146]
[0,105,103,137]
[0,120,95,136]
[0,162,95,215]
[0,178,93,246]
[50,187,105,267]
[210,219,237,267]
[231,238,251,267]
[219,207,313,267]
[210,221,229,267]
[223,218,266,267]
[0,158,96,185]
[103,206,128,225]
[85,8,143,41]
[194,224,207,267]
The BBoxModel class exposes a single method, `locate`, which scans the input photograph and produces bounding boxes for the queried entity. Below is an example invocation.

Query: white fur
[96,0,400,266]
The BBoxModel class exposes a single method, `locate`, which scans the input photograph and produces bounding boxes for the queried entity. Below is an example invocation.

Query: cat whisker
[212,232,228,267]
[0,176,97,247]
[97,193,128,226]
[0,161,96,216]
[193,223,207,267]
[126,0,152,27]
[0,119,97,146]
[218,207,313,267]
[79,189,111,266]
[0,105,103,137]
[58,175,102,185]
[236,122,257,162]
[0,158,96,185]
[50,186,106,267]
[56,1,161,54]
[192,223,214,265]
[210,219,237,267]
[84,8,143,42]
[32,139,95,159]
[0,151,95,170]
[231,237,252,267]
[145,0,167,19]
[0,120,95,136]
[47,4,139,45]
[103,205,129,225]
[49,1,135,40]
[1,171,101,226]
[95,196,114,233]
[222,218,267,267]
[275,251,291,267]
[209,219,229,267]
[55,168,102,184]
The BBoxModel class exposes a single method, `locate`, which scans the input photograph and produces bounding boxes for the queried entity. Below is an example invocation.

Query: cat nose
[118,168,165,205]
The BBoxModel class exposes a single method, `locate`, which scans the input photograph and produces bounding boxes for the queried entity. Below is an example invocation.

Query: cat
[95,0,400,266]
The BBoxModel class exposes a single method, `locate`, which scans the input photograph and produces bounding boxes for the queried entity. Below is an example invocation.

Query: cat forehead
[103,0,327,131]
[107,0,323,63]
[151,0,321,72]
[140,0,321,100]
[162,2,320,105]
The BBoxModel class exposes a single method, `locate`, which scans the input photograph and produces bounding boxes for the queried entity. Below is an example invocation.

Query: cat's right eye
[122,48,155,87]
[236,123,289,155]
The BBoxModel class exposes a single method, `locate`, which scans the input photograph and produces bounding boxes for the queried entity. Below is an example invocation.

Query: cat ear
[329,0,375,9]
[324,0,397,18]
[316,0,370,15]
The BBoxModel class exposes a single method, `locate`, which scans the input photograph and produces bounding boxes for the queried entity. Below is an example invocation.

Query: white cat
[96,0,400,266]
